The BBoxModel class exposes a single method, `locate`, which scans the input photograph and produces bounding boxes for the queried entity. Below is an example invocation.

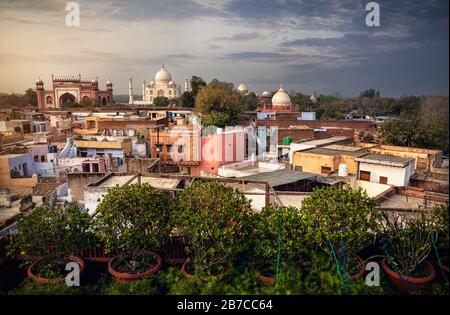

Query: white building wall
[358,162,413,186]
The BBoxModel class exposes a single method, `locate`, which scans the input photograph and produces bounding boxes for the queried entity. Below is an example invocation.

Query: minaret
[142,80,146,101]
[184,77,189,92]
[128,77,134,105]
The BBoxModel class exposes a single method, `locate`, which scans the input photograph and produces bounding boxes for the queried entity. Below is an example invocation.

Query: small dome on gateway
[36,78,43,84]
[91,78,98,84]
[310,94,317,104]
[237,83,248,92]
[106,80,112,85]
[272,87,291,106]
[262,90,271,97]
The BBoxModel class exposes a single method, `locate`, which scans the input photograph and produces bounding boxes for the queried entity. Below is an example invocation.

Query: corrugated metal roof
[240,169,316,187]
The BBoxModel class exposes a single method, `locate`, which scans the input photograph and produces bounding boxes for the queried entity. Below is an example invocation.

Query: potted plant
[8,203,92,284]
[301,187,381,281]
[380,207,437,293]
[174,181,253,281]
[252,205,308,286]
[93,183,173,283]
[432,203,449,274]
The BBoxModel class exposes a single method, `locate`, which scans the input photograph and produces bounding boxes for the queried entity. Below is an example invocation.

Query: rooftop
[355,154,415,167]
[301,147,367,157]
[240,169,316,187]
[297,136,350,147]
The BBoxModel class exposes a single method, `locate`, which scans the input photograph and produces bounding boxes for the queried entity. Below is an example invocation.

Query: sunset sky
[0,0,448,97]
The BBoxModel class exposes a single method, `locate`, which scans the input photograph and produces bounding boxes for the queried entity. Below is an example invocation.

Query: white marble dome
[310,95,318,104]
[262,90,271,97]
[238,83,248,92]
[155,66,172,83]
[272,87,291,106]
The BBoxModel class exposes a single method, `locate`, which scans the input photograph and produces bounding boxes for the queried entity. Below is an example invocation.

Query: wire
[432,231,449,285]
[275,216,282,288]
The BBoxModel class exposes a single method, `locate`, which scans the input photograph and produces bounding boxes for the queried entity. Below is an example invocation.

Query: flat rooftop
[298,136,350,147]
[302,147,367,157]
[355,154,414,167]
[97,175,137,188]
[240,169,316,187]
[380,194,437,210]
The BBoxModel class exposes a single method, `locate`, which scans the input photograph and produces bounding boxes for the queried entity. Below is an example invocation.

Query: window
[295,166,303,172]
[379,176,388,184]
[321,166,332,174]
[360,170,371,181]
[178,145,184,154]
[34,155,39,162]
[41,156,46,162]
[166,144,173,153]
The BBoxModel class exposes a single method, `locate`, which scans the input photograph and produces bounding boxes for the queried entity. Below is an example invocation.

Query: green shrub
[8,202,94,261]
[93,184,174,271]
[174,181,253,278]
[301,187,381,273]
[252,205,309,269]
[380,207,434,277]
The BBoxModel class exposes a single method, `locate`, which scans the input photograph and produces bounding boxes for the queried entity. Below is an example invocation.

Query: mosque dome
[237,83,248,93]
[106,80,112,85]
[310,94,317,104]
[272,87,291,106]
[261,90,271,97]
[155,65,172,83]
[36,78,43,84]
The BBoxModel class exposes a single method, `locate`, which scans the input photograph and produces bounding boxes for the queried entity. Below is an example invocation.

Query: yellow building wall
[293,152,339,174]
[339,154,359,175]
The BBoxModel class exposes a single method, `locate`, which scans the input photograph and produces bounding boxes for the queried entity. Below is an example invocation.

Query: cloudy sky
[0,0,448,97]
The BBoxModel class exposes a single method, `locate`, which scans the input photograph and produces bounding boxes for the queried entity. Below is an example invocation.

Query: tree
[240,92,258,111]
[23,88,37,106]
[94,184,174,270]
[179,91,195,108]
[301,187,380,274]
[174,181,253,277]
[202,111,232,128]
[195,80,243,126]
[359,89,380,98]
[190,76,206,97]
[153,96,170,107]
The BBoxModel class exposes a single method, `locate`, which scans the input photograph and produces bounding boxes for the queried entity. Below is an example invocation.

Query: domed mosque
[237,83,249,96]
[258,85,296,112]
[129,64,183,105]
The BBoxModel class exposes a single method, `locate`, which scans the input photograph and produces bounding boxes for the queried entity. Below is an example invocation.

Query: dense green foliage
[8,203,94,260]
[174,181,253,278]
[301,187,380,273]
[93,184,174,261]
[252,206,309,268]
[153,96,170,107]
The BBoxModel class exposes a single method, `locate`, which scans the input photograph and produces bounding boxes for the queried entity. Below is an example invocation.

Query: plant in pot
[93,183,173,283]
[301,187,381,282]
[252,205,308,286]
[380,207,437,293]
[8,202,93,284]
[431,203,449,275]
[174,181,253,281]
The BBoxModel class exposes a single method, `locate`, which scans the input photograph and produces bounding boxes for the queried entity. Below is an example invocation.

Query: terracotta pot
[181,260,232,281]
[107,251,162,283]
[349,256,366,281]
[438,256,449,274]
[255,265,281,286]
[381,258,436,294]
[27,255,85,284]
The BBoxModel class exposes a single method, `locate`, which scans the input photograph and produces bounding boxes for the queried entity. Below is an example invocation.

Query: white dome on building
[310,94,318,104]
[237,83,248,92]
[155,66,172,83]
[262,90,271,97]
[36,78,43,84]
[272,87,291,106]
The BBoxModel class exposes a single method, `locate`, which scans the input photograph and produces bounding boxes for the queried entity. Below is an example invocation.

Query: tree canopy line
[1,82,448,155]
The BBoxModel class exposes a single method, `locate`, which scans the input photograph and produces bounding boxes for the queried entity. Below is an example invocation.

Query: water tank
[338,163,349,177]
[283,136,293,145]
